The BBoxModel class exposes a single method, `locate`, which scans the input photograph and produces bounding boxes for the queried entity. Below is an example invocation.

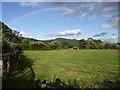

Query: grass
[3,49,119,88]
[25,50,118,87]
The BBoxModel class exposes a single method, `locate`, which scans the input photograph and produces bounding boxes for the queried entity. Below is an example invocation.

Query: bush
[2,37,11,53]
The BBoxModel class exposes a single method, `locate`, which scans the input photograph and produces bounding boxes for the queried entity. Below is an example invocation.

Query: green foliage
[79,38,118,49]
[1,22,22,53]
[1,22,22,74]
[28,41,50,50]
[50,40,61,49]
[111,43,118,49]
[104,43,111,49]
[2,36,11,53]
[79,39,87,49]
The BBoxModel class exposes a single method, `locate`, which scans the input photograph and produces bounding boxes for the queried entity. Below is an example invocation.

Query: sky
[2,2,119,42]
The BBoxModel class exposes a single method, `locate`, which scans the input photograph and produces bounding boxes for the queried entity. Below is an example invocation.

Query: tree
[111,43,117,49]
[50,40,61,49]
[88,38,93,41]
[94,40,104,49]
[79,39,87,49]
[2,36,11,53]
[104,43,111,49]
[30,41,46,50]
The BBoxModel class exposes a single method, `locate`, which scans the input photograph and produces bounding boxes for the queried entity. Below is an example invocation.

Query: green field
[4,50,119,88]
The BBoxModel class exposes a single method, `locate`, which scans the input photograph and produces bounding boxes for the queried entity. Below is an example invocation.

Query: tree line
[1,22,120,52]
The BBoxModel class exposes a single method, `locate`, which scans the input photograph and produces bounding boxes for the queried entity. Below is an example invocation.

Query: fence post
[2,53,11,75]
[7,56,10,73]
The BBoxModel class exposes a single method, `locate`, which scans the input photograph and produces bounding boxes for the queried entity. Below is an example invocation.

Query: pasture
[3,50,119,88]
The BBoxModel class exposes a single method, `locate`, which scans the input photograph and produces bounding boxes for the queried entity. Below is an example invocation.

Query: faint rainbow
[8,9,47,25]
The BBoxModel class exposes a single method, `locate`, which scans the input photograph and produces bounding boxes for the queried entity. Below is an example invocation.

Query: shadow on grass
[35,77,120,89]
[36,77,81,90]
[2,53,36,88]
[98,78,120,88]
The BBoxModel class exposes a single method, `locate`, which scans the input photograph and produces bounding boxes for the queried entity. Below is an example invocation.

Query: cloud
[93,34,100,37]
[111,33,116,36]
[19,32,25,35]
[50,29,81,36]
[99,32,107,35]
[94,32,119,43]
[20,2,39,7]
[12,28,25,35]
[19,2,118,17]
[50,3,97,18]
[101,23,113,29]
[19,0,42,7]
[101,17,118,29]
[22,35,40,40]
[18,2,118,29]
[102,36,118,43]
[93,32,107,37]
[54,3,118,30]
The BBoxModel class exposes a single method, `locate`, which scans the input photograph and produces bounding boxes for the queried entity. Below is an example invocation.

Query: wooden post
[7,56,10,73]
[2,53,11,75]
[3,59,7,75]
[0,60,2,76]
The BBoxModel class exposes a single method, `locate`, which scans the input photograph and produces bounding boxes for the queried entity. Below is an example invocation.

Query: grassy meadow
[3,49,119,88]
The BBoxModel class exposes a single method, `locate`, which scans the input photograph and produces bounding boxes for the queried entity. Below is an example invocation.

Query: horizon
[2,2,119,43]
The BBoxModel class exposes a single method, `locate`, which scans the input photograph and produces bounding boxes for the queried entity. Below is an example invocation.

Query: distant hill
[54,38,79,47]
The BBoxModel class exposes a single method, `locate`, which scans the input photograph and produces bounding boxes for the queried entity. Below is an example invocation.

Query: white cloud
[112,36,117,39]
[19,1,39,7]
[61,8,77,16]
[19,32,25,35]
[18,2,118,30]
[101,17,118,29]
[23,35,40,40]
[102,36,118,43]
[101,23,113,29]
[18,2,118,19]
[11,28,25,36]
[103,7,113,13]
[51,29,81,36]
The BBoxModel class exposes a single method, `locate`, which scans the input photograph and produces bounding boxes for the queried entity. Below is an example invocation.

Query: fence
[0,53,11,76]
[0,49,21,76]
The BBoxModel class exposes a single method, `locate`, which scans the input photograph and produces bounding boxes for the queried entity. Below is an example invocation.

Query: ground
[3,49,120,88]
